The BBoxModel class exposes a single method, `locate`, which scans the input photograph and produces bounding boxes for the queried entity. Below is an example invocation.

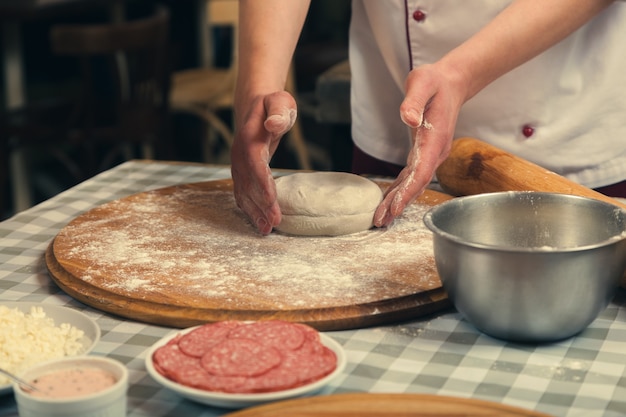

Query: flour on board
[54,186,440,310]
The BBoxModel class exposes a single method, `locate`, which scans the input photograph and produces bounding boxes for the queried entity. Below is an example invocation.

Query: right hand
[373,63,465,228]
[231,91,298,235]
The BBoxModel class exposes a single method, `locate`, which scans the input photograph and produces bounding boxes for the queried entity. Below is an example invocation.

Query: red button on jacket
[413,9,426,22]
[522,125,535,138]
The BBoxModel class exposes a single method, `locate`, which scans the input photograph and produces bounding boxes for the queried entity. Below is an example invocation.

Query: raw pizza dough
[274,172,383,236]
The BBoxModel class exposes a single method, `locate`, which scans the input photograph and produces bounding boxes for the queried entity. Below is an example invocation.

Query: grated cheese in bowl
[0,305,86,385]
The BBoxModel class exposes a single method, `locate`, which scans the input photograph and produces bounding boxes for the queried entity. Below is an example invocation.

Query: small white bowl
[0,302,101,394]
[13,356,128,417]
[145,325,347,409]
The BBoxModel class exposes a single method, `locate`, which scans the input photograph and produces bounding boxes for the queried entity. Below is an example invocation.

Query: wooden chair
[0,5,172,215]
[170,0,312,168]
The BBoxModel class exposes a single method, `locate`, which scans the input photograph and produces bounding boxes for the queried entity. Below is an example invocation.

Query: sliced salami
[200,337,282,377]
[153,320,338,394]
[178,320,242,357]
[227,320,305,351]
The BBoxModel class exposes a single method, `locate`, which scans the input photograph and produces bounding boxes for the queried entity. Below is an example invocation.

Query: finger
[373,166,413,226]
[233,159,282,235]
[239,191,281,235]
[247,160,282,231]
[263,91,298,135]
[374,168,430,228]
[373,127,440,228]
[231,120,282,234]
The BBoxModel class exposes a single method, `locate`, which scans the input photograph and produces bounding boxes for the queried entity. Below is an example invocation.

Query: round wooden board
[46,178,453,331]
[223,393,554,417]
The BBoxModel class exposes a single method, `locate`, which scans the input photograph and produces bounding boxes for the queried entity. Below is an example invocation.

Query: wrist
[435,54,481,103]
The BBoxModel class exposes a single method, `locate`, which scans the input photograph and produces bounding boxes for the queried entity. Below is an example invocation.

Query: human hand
[373,63,467,227]
[231,91,298,235]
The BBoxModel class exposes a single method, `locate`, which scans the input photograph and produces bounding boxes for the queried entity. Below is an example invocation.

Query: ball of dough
[274,172,383,236]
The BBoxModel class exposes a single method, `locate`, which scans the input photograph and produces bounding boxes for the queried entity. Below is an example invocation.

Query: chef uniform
[349,0,626,191]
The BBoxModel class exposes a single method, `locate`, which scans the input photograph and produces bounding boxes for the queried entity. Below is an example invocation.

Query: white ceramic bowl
[13,356,128,417]
[0,301,100,394]
[145,325,347,409]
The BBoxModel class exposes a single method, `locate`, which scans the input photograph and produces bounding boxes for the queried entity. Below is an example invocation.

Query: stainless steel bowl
[423,191,626,343]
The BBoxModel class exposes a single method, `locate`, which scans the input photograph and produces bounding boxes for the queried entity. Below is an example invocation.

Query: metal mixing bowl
[423,191,626,343]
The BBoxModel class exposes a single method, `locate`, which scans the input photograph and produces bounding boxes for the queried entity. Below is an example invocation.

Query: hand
[373,63,467,227]
[231,91,298,235]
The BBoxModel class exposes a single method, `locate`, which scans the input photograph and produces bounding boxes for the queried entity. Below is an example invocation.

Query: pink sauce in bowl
[14,356,128,417]
[28,367,117,398]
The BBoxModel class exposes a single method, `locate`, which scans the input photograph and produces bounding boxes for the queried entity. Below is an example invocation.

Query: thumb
[263,91,298,135]
[399,67,436,129]
[400,106,423,129]
[265,108,297,135]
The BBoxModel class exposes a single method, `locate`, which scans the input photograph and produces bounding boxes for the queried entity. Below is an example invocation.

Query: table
[1,160,625,417]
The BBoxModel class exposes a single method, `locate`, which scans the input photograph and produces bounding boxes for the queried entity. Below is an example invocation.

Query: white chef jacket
[349,0,626,188]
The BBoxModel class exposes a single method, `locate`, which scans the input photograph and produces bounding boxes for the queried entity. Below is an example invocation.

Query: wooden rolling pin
[436,137,626,288]
[436,137,626,210]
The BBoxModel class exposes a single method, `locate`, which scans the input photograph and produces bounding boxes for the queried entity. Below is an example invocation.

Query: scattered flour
[53,185,440,311]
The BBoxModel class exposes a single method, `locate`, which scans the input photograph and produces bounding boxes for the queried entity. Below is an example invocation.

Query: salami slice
[235,359,301,393]
[169,363,248,392]
[153,343,198,379]
[235,338,336,393]
[227,320,305,351]
[290,324,324,356]
[200,337,282,377]
[153,343,247,392]
[294,345,337,384]
[178,321,242,357]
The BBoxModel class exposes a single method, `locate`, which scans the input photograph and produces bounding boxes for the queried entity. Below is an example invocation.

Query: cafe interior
[0,0,351,220]
[1,1,626,417]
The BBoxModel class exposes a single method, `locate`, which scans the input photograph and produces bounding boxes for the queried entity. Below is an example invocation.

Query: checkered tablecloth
[1,161,625,417]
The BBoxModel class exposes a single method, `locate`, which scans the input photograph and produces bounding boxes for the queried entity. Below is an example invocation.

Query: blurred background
[0,0,352,220]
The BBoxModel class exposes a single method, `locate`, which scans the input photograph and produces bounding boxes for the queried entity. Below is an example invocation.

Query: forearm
[438,0,616,101]
[235,0,310,116]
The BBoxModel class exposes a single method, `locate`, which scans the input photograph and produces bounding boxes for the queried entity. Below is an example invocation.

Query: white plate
[145,325,347,409]
[0,301,100,395]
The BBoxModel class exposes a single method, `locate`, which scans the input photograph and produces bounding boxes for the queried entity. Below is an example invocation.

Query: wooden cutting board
[46,178,453,331]
[224,393,554,417]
